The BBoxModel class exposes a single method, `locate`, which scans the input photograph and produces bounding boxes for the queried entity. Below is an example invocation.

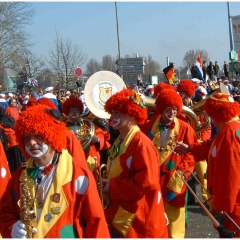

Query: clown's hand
[91,135,100,144]
[11,220,37,238]
[173,141,191,155]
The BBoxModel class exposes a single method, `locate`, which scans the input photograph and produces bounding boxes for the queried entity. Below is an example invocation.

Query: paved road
[185,202,219,238]
[185,185,219,238]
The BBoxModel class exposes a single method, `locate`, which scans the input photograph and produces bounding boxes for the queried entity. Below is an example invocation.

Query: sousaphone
[84,71,126,119]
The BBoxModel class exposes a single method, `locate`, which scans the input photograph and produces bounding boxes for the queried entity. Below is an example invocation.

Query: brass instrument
[182,170,240,238]
[94,157,110,209]
[143,95,201,133]
[73,117,95,150]
[189,82,230,133]
[20,162,36,238]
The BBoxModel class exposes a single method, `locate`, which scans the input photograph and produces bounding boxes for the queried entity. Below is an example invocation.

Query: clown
[141,88,198,238]
[62,97,110,172]
[102,89,168,238]
[174,92,240,237]
[0,105,110,238]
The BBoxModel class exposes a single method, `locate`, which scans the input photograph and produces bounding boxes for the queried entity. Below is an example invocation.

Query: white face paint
[164,112,176,121]
[163,107,178,121]
[112,118,121,127]
[25,143,49,158]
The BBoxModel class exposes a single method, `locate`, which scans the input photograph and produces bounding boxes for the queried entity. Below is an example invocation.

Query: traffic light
[0,83,2,90]
[76,81,80,87]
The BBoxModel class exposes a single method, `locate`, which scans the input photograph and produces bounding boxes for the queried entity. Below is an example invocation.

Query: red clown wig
[38,98,57,109]
[155,89,183,115]
[62,97,84,116]
[104,89,147,125]
[205,93,240,122]
[15,105,67,155]
[177,79,196,98]
[154,82,175,98]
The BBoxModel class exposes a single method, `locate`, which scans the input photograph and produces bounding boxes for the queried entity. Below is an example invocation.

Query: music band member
[0,105,110,238]
[102,89,168,238]
[174,92,240,237]
[177,79,210,203]
[0,141,11,201]
[141,88,198,238]
[62,97,110,172]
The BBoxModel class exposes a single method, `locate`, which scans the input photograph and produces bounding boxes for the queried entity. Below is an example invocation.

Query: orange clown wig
[154,82,175,98]
[155,89,183,115]
[62,97,84,116]
[205,93,240,122]
[38,97,57,109]
[104,89,147,125]
[177,79,196,98]
[15,105,67,155]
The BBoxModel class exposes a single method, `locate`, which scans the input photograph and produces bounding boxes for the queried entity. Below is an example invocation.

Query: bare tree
[143,55,161,77]
[47,31,88,88]
[0,2,35,70]
[85,58,101,75]
[182,49,210,68]
[102,55,116,72]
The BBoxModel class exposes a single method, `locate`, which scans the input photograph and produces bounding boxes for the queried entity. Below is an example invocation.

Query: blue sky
[26,1,240,71]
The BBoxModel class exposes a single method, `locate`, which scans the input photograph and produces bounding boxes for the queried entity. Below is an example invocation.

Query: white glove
[11,220,37,238]
[91,135,100,144]
[11,220,26,238]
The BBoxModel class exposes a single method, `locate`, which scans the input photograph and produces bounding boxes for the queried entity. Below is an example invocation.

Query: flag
[163,65,178,84]
[195,54,205,83]
[28,78,38,87]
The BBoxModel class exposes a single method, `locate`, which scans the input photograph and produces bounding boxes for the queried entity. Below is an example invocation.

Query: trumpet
[94,157,110,209]
[181,170,240,238]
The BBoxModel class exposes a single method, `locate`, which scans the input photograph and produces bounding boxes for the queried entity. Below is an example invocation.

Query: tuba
[73,117,95,150]
[143,94,201,133]
[73,71,125,149]
[189,82,229,133]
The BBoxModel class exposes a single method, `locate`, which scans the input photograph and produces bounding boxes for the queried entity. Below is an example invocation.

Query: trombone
[181,170,240,238]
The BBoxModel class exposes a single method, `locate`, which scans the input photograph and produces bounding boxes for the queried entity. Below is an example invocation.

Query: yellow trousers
[195,161,208,201]
[163,201,185,238]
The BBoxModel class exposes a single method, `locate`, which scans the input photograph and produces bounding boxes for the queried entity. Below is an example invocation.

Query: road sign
[116,57,144,67]
[116,66,144,75]
[229,61,240,72]
[74,67,83,78]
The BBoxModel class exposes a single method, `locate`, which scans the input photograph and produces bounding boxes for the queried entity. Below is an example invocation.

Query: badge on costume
[52,193,60,203]
[51,206,61,215]
[44,213,53,222]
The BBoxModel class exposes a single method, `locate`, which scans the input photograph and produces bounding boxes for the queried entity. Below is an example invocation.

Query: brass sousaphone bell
[84,71,126,119]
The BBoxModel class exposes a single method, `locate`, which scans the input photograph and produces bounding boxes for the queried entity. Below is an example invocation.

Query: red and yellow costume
[0,150,110,238]
[191,93,240,236]
[207,120,240,236]
[0,141,11,200]
[0,105,110,238]
[141,89,197,238]
[104,89,168,238]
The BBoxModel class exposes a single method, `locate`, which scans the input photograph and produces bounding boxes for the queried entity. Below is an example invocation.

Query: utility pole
[227,2,234,51]
[227,2,235,80]
[115,2,121,59]
[115,2,123,80]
